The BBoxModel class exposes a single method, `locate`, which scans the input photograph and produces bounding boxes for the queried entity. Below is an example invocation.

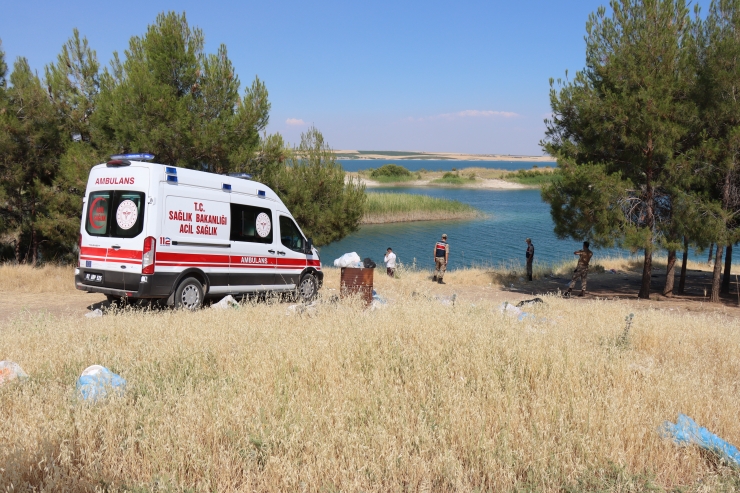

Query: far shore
[335,150,556,162]
[354,175,527,190]
[346,165,558,190]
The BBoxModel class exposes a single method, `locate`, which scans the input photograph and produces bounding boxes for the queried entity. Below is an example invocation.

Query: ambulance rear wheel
[175,278,203,310]
[297,273,318,302]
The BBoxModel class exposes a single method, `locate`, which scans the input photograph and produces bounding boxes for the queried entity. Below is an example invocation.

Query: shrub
[370,164,412,178]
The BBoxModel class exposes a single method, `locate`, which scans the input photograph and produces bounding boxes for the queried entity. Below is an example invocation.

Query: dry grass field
[1,264,740,491]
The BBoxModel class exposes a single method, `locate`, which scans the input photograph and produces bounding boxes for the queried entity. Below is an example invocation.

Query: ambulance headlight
[75,268,80,276]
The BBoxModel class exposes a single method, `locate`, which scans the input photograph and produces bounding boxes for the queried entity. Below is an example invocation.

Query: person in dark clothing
[433,234,449,284]
[525,238,534,281]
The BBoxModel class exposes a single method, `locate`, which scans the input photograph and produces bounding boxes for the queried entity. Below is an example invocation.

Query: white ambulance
[75,154,323,309]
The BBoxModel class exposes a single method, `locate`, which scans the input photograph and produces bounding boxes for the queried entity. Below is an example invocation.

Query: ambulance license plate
[84,273,103,283]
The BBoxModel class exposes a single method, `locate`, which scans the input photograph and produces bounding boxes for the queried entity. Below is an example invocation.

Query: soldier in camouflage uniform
[433,234,449,284]
[566,241,593,297]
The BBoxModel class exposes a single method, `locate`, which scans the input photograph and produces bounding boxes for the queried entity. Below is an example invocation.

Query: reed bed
[1,267,739,491]
[363,192,480,224]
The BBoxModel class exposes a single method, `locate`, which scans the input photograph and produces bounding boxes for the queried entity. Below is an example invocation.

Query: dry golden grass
[2,265,740,491]
[0,263,78,294]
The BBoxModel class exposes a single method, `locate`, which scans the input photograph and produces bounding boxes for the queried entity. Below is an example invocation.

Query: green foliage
[365,193,476,216]
[431,171,475,185]
[369,164,412,179]
[267,127,366,246]
[93,12,269,173]
[694,0,740,300]
[542,0,695,298]
[0,57,64,263]
[505,168,560,186]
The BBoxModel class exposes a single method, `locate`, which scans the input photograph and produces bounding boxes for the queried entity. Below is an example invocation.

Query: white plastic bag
[77,365,126,401]
[333,252,361,268]
[211,295,239,309]
[0,361,29,385]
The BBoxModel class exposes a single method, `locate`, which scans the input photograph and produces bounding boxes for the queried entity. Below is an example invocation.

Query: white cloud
[407,110,518,122]
[286,118,306,126]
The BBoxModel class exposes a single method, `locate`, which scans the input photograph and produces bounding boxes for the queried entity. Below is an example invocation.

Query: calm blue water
[318,187,713,270]
[337,159,553,172]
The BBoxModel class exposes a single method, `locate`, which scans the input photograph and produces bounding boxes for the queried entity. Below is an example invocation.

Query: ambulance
[75,154,323,309]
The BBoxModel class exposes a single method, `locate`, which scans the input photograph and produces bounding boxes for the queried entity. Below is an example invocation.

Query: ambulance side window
[230,204,273,244]
[85,191,145,238]
[85,192,111,236]
[279,216,305,253]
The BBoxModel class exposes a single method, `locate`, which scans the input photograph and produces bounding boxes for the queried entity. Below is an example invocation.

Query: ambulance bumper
[75,269,177,299]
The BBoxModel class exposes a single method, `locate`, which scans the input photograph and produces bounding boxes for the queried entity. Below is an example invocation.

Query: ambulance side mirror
[305,237,313,255]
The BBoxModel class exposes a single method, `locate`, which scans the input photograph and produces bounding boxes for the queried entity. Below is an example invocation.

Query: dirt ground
[1,264,738,321]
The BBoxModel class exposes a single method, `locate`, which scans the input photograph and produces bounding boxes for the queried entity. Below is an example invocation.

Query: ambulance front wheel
[297,273,318,302]
[175,277,204,310]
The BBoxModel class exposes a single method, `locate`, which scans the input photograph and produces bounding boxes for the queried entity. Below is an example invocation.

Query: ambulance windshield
[85,191,146,238]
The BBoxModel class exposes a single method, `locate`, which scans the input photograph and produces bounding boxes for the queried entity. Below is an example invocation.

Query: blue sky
[3,0,613,155]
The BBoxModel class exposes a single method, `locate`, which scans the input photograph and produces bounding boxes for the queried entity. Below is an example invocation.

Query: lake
[337,159,553,172]
[317,187,714,270]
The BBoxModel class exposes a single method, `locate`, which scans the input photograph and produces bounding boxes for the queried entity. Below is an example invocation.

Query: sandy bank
[335,150,556,162]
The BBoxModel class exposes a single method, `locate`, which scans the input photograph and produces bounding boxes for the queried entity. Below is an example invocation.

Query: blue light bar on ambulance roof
[222,183,232,191]
[110,153,155,161]
[258,190,266,198]
[165,166,178,183]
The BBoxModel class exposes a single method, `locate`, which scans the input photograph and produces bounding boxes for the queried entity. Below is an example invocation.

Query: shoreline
[335,150,556,162]
[347,165,558,190]
[355,176,528,190]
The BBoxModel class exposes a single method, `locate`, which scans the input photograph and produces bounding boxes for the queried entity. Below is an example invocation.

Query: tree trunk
[721,244,732,294]
[678,236,688,295]
[31,228,38,266]
[639,248,653,299]
[639,163,654,300]
[663,250,676,297]
[708,243,714,264]
[710,244,723,303]
[14,238,21,264]
[31,200,38,266]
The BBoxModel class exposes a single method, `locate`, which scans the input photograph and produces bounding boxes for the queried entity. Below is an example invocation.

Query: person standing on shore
[566,241,593,297]
[384,247,396,278]
[433,234,449,284]
[525,238,534,281]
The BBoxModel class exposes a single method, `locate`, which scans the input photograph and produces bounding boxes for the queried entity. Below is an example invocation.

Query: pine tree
[542,0,694,299]
[0,41,10,258]
[0,58,63,264]
[93,12,269,172]
[694,0,740,303]
[41,30,103,260]
[268,127,366,246]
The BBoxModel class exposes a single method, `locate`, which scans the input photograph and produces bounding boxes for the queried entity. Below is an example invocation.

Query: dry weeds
[1,265,739,491]
[0,263,77,294]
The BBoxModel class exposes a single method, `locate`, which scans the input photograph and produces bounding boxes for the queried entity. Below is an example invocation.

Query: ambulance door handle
[111,245,121,250]
[277,251,286,256]
[268,249,276,254]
